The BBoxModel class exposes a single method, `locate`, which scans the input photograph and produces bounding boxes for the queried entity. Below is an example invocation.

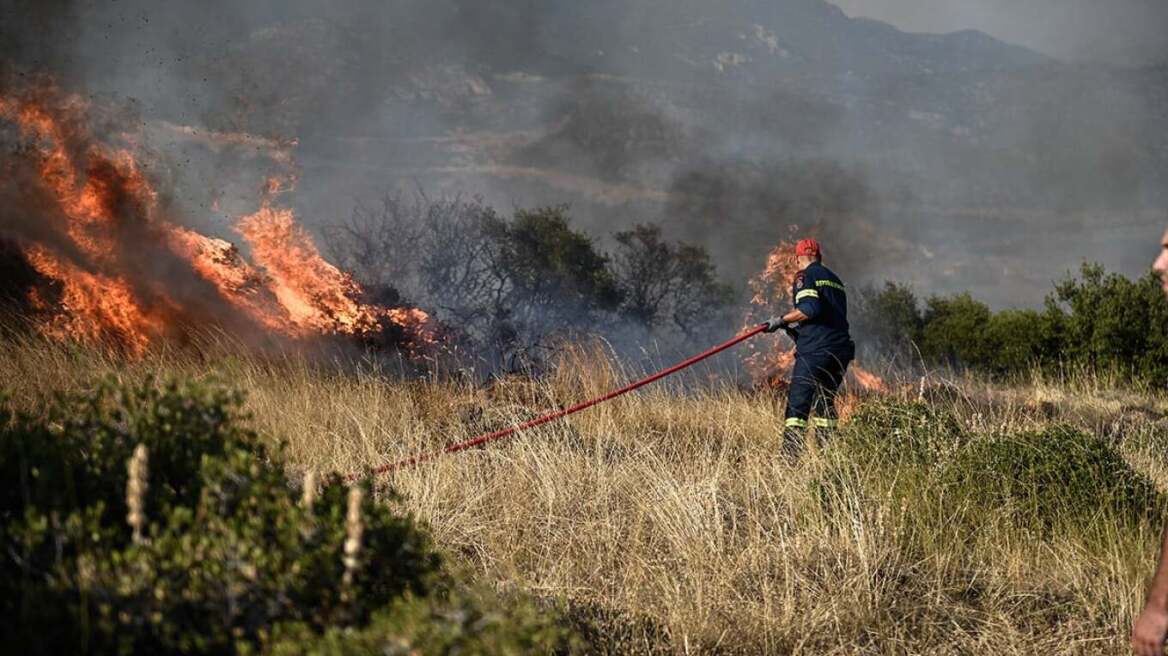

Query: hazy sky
[831,0,1168,65]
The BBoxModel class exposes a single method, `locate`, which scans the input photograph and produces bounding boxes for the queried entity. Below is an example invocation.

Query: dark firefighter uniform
[782,260,854,455]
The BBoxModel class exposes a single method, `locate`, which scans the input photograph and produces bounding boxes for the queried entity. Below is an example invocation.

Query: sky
[830,0,1168,65]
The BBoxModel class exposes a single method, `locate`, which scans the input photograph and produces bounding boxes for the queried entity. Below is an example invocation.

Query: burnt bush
[611,223,733,339]
[324,192,735,374]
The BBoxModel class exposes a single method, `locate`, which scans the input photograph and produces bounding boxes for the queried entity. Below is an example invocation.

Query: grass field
[4,332,1166,654]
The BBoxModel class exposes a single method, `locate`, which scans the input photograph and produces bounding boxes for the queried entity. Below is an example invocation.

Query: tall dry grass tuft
[343,486,365,588]
[4,333,1167,653]
[302,469,318,509]
[126,444,149,544]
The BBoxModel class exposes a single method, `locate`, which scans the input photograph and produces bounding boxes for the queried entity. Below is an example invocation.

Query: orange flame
[166,227,292,333]
[743,233,803,385]
[24,245,169,356]
[1,81,436,355]
[237,205,383,336]
[850,366,887,393]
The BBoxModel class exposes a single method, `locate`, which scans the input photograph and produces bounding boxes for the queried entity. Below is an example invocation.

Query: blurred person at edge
[1131,228,1168,656]
[762,239,855,459]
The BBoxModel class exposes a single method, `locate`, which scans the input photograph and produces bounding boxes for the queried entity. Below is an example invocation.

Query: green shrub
[485,205,624,324]
[0,378,571,655]
[919,293,994,369]
[840,400,965,467]
[863,264,1168,385]
[850,282,924,362]
[982,308,1050,375]
[821,403,1163,564]
[811,401,966,525]
[1044,264,1168,386]
[944,426,1164,533]
[267,588,578,655]
[837,403,1162,533]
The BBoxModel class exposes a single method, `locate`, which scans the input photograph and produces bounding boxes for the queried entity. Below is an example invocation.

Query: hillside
[3,0,1166,302]
[126,2,1168,304]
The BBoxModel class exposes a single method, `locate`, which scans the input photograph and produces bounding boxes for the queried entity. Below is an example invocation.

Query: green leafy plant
[945,426,1164,533]
[0,378,574,655]
[856,264,1168,385]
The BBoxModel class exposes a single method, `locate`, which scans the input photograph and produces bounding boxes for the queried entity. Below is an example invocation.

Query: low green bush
[812,401,965,526]
[944,426,1164,533]
[267,588,577,655]
[840,400,965,467]
[0,378,574,655]
[824,402,1162,548]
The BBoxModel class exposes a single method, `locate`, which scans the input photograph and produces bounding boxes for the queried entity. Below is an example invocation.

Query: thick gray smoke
[1,0,1165,311]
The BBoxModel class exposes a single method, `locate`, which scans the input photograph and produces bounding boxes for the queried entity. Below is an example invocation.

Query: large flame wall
[0,82,433,355]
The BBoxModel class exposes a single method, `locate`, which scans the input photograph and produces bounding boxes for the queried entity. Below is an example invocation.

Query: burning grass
[0,80,436,356]
[2,333,1165,654]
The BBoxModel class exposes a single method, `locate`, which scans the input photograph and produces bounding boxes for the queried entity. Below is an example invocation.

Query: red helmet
[795,238,821,258]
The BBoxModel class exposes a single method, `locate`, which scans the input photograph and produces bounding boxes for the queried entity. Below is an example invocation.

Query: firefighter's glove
[763,317,788,333]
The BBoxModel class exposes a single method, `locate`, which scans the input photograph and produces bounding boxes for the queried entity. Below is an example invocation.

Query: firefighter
[763,238,855,458]
[1131,228,1168,656]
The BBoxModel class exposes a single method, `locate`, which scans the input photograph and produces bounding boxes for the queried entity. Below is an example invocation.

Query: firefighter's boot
[782,417,807,460]
[812,417,839,451]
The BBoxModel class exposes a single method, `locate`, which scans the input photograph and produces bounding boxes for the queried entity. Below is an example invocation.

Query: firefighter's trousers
[783,345,854,457]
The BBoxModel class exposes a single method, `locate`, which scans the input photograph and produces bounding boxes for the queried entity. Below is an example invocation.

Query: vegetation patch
[839,399,966,467]
[0,378,574,655]
[853,264,1168,385]
[944,426,1165,533]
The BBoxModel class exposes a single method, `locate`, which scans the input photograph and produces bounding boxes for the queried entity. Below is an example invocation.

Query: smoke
[1,0,1165,315]
[515,78,690,185]
[0,1,79,79]
[664,158,892,285]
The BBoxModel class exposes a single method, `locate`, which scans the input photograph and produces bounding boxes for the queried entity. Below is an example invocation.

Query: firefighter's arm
[781,308,810,324]
[791,285,822,320]
[1132,524,1168,655]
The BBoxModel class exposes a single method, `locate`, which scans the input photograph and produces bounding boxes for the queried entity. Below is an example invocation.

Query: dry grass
[3,333,1166,654]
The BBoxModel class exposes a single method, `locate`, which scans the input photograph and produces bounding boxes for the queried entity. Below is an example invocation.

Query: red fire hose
[355,323,768,479]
